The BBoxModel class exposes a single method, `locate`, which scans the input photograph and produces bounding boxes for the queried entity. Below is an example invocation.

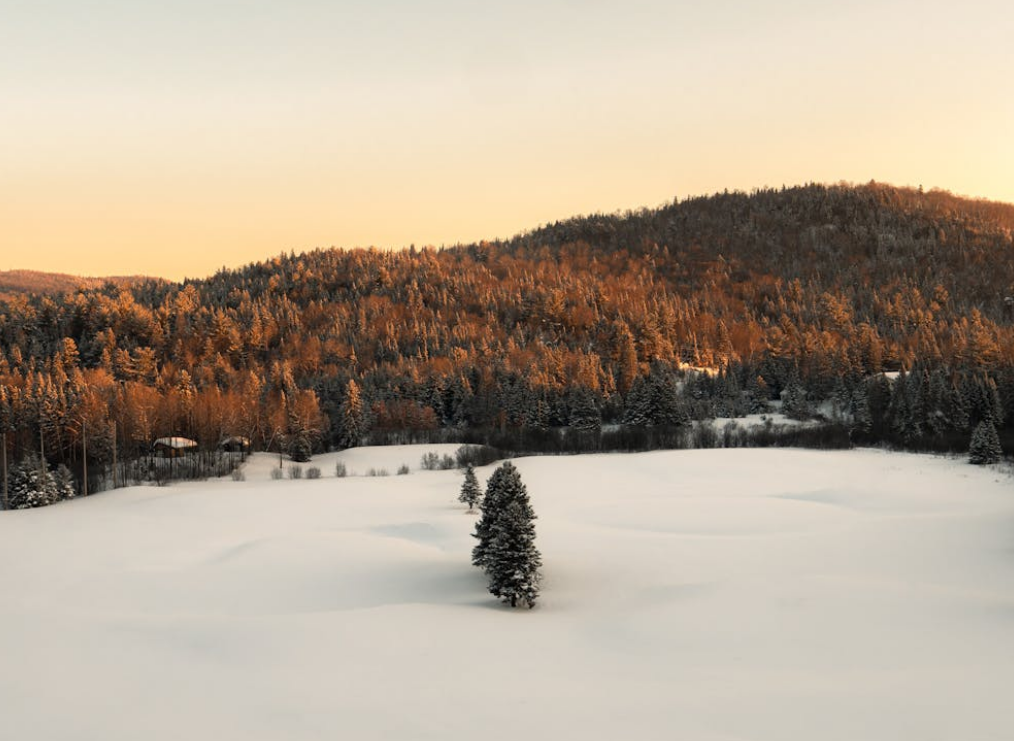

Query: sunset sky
[3,0,1012,281]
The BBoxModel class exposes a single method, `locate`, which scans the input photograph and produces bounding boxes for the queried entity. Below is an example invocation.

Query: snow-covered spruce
[53,464,76,501]
[485,495,542,608]
[458,464,482,512]
[8,453,61,509]
[471,461,541,608]
[336,379,366,450]
[969,420,1002,465]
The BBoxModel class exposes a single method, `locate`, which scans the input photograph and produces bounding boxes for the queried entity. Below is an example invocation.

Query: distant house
[153,437,198,458]
[218,436,251,453]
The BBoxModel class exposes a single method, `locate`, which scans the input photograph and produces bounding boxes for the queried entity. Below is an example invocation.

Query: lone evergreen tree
[458,464,482,512]
[471,461,541,608]
[969,420,1002,465]
[486,496,542,608]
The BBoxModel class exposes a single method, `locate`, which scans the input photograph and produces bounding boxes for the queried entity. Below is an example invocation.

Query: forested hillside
[2,182,1012,501]
[0,270,143,302]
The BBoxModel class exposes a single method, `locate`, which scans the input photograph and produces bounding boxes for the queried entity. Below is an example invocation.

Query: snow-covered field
[1,446,1012,740]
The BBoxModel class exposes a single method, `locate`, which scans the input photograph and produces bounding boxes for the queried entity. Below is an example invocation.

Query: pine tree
[286,389,322,462]
[53,464,76,500]
[9,454,56,509]
[651,369,690,426]
[486,497,542,608]
[471,461,541,608]
[472,466,507,570]
[622,376,652,427]
[613,322,640,395]
[925,369,952,434]
[946,378,971,432]
[831,376,851,420]
[458,464,482,512]
[967,375,1003,427]
[288,433,313,462]
[781,378,810,420]
[899,370,925,441]
[969,420,1002,465]
[568,387,601,431]
[0,385,11,510]
[849,381,872,434]
[530,396,550,432]
[866,374,893,433]
[336,379,365,450]
[714,369,745,418]
[746,375,770,413]
[445,376,473,428]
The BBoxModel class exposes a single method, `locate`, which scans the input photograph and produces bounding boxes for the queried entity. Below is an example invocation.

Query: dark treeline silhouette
[2,182,1013,505]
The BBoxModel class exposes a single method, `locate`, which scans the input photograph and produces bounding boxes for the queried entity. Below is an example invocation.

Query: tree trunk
[1,432,7,510]
[82,422,88,497]
[112,422,118,489]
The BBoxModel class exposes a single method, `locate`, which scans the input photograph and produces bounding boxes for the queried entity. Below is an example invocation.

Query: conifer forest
[2,182,1013,505]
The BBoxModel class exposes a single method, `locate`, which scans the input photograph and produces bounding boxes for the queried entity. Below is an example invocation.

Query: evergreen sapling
[458,464,482,512]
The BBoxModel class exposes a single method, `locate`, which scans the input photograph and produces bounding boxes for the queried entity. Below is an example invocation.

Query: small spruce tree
[458,464,482,512]
[9,454,56,509]
[969,420,1002,465]
[288,434,313,463]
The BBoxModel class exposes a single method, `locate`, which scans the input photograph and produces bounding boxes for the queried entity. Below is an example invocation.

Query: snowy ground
[1,446,1012,741]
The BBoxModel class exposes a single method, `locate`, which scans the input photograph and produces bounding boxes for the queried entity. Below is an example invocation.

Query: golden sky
[3,1,1012,281]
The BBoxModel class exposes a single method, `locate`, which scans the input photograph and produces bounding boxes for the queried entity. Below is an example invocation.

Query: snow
[152,436,198,449]
[1,446,1012,740]
[709,410,813,430]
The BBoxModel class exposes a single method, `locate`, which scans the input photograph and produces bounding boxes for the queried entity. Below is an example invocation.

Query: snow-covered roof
[219,436,250,445]
[153,437,198,449]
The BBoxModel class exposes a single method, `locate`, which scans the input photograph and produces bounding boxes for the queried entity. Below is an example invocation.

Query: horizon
[4,1,1011,282]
